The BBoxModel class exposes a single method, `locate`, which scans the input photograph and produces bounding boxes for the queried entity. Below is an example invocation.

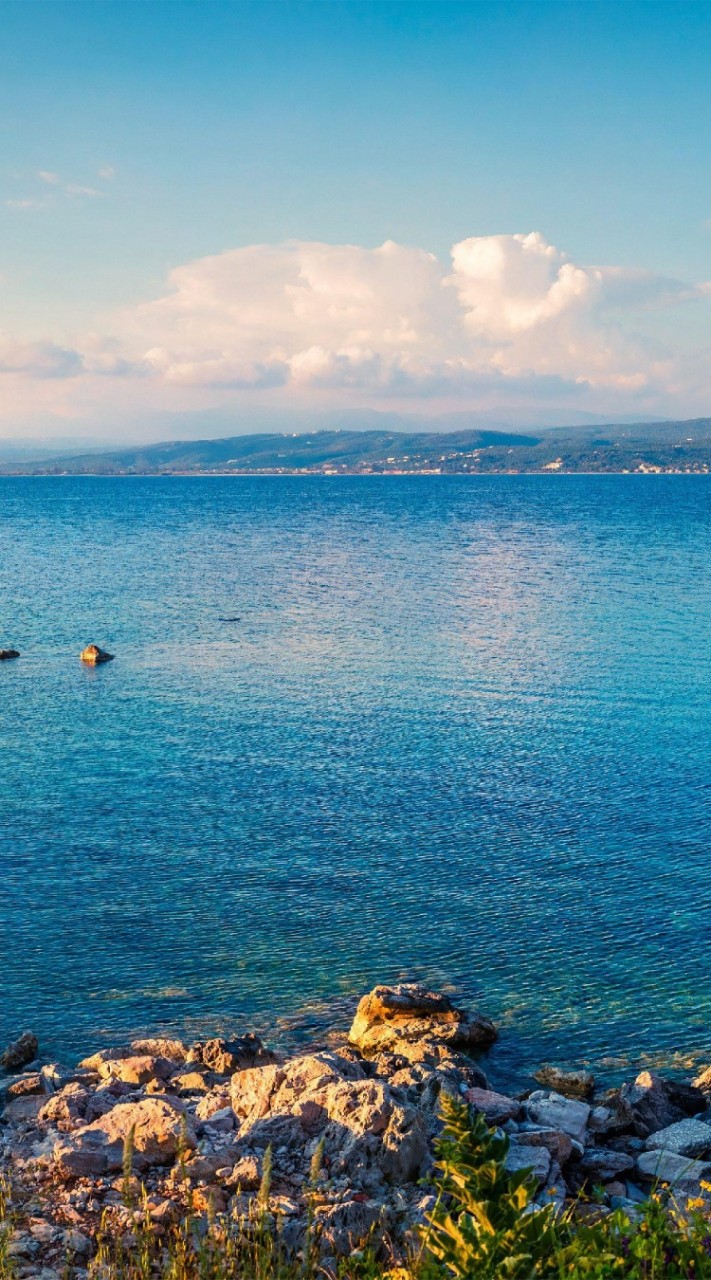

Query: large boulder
[525,1091,590,1144]
[5,1072,47,1099]
[577,1148,636,1181]
[464,1088,521,1125]
[504,1143,551,1187]
[95,1054,175,1085]
[191,1034,276,1075]
[514,1126,574,1165]
[230,1051,427,1188]
[645,1117,711,1159]
[348,984,496,1059]
[54,1097,195,1176]
[39,1083,96,1131]
[636,1149,711,1187]
[312,1198,390,1255]
[131,1038,190,1062]
[618,1072,706,1138]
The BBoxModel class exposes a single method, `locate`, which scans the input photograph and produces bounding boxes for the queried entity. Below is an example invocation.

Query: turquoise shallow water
[1,475,710,1088]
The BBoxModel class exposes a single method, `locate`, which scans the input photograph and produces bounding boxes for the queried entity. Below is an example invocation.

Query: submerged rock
[534,1065,595,1099]
[1,1032,38,1072]
[80,644,114,665]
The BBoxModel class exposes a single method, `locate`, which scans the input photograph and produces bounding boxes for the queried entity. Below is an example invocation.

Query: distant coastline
[3,468,710,478]
[2,417,711,477]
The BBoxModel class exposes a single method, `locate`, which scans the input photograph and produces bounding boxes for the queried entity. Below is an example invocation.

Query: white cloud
[0,231,709,431]
[6,171,108,206]
[124,238,462,392]
[115,232,699,398]
[65,184,102,198]
[98,166,115,180]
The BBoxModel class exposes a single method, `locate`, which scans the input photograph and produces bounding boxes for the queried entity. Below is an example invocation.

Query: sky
[2,0,711,443]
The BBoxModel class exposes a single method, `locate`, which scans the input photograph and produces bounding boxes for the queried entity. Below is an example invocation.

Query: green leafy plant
[423,1092,560,1278]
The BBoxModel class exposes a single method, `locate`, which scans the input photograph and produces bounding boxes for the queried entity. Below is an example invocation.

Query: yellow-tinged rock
[80,644,114,665]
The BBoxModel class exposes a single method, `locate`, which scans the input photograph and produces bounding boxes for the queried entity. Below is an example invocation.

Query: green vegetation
[3,1098,711,1279]
[3,419,711,475]
[424,1094,711,1277]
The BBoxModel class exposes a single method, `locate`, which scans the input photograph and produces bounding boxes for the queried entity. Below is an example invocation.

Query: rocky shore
[3,984,711,1273]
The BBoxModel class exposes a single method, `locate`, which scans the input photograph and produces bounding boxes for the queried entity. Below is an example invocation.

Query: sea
[1,474,710,1088]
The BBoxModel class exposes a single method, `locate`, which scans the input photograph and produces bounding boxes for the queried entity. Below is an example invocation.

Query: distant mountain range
[2,418,711,475]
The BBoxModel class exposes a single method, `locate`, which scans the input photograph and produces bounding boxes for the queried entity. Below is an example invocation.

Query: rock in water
[79,644,114,665]
[534,1065,595,1099]
[348,983,497,1056]
[1,1032,39,1071]
[0,649,20,660]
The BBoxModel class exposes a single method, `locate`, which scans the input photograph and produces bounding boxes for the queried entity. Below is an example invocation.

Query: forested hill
[3,418,711,475]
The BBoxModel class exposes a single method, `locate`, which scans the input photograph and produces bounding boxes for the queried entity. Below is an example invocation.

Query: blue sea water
[1,475,710,1088]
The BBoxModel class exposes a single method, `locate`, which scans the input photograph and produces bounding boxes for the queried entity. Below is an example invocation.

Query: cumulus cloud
[0,232,708,428]
[126,239,457,390]
[113,232,701,399]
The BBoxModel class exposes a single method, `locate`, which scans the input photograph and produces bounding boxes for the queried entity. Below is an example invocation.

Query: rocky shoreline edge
[3,983,711,1272]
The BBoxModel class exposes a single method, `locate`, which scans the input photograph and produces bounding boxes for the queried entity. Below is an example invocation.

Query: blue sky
[2,0,711,440]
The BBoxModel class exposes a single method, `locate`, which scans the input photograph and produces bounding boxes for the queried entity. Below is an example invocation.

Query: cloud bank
[1,231,710,435]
